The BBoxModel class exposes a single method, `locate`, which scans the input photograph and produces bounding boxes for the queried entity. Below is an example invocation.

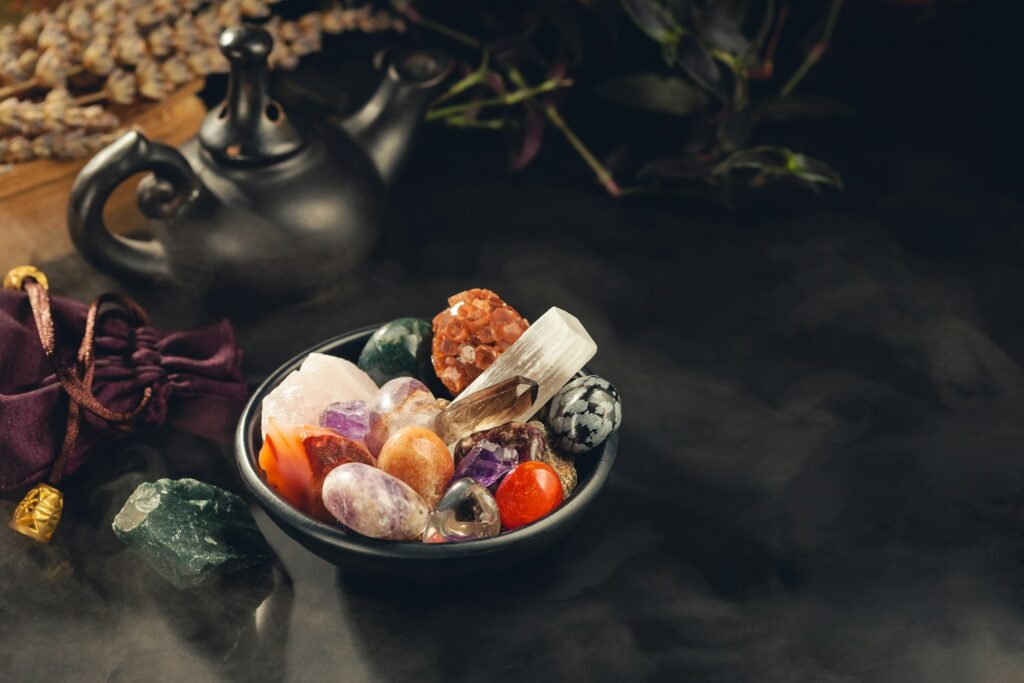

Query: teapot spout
[341,50,452,187]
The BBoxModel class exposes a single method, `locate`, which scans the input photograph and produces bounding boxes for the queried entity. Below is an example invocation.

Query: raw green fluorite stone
[112,478,271,589]
[357,317,433,385]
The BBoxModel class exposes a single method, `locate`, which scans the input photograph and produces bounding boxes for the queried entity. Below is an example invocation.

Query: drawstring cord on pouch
[5,266,154,543]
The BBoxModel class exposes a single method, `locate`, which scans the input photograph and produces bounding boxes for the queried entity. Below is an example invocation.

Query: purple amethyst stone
[452,440,519,490]
[319,400,374,441]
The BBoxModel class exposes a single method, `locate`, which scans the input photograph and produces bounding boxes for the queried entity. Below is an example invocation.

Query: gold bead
[3,265,48,291]
[10,483,64,543]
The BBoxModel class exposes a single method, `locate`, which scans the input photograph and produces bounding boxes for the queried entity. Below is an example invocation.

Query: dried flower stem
[780,0,842,96]
[441,115,511,130]
[426,78,572,121]
[391,2,481,49]
[543,104,621,197]
[0,78,39,100]
[430,50,490,108]
[404,2,620,195]
[750,1,787,79]
[74,91,106,106]
[0,67,85,99]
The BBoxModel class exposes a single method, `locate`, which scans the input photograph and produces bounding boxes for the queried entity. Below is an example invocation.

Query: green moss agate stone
[357,317,433,385]
[112,478,271,589]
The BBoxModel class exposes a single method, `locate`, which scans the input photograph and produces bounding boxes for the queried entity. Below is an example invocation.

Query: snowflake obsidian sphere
[546,375,621,454]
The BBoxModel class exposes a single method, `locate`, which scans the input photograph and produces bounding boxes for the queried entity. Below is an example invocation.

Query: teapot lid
[198,26,305,165]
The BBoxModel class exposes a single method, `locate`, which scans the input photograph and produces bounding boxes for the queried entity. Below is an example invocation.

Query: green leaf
[675,35,726,100]
[714,146,843,191]
[621,0,683,44]
[597,74,710,116]
[788,153,844,190]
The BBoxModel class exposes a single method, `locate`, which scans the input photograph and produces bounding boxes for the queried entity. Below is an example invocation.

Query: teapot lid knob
[198,26,305,165]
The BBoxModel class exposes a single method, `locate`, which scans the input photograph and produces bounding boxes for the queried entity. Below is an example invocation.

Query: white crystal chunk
[449,307,597,423]
[261,353,378,438]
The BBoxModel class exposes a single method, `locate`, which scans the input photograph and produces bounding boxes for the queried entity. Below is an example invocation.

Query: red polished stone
[494,461,563,530]
[302,430,377,485]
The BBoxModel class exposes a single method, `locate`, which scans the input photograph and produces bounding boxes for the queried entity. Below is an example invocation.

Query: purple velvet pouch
[0,288,248,493]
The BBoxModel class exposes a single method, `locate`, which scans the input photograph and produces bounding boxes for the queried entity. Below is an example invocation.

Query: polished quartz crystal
[261,353,378,438]
[432,375,538,445]
[448,308,597,424]
[321,463,429,541]
[423,478,501,543]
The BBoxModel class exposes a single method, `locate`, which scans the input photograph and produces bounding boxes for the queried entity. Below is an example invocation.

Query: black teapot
[68,26,451,296]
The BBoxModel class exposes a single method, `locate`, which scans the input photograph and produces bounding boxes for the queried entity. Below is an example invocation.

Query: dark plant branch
[441,116,515,130]
[780,0,843,96]
[396,0,852,204]
[544,104,622,197]
[389,1,482,48]
[426,78,573,121]
[750,1,788,79]
[431,51,492,109]
[506,65,621,196]
[409,13,621,197]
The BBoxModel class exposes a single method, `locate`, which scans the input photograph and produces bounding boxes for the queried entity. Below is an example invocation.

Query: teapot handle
[68,131,198,280]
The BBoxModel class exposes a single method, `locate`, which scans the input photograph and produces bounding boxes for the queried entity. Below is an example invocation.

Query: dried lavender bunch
[0,90,120,136]
[1,128,126,164]
[1,1,405,165]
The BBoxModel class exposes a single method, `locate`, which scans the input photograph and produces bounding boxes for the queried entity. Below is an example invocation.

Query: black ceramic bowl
[235,325,618,581]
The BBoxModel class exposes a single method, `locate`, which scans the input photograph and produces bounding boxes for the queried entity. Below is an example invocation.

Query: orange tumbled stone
[258,418,316,511]
[259,421,377,522]
[494,461,563,530]
[431,288,529,395]
[377,426,455,509]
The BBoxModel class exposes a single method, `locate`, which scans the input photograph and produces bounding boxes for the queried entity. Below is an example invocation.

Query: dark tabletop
[3,4,1023,682]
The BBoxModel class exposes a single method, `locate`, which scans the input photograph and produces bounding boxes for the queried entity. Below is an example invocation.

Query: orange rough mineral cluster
[431,288,530,395]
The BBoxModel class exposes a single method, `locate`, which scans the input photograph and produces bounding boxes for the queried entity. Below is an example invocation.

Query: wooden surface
[0,82,207,267]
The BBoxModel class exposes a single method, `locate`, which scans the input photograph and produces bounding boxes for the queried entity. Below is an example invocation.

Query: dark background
[3,1,1024,681]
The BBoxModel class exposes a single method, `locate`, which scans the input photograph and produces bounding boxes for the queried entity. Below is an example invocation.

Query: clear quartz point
[433,375,538,445]
[448,307,597,424]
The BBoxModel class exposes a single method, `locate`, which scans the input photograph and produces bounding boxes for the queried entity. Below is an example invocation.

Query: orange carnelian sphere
[495,461,563,530]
